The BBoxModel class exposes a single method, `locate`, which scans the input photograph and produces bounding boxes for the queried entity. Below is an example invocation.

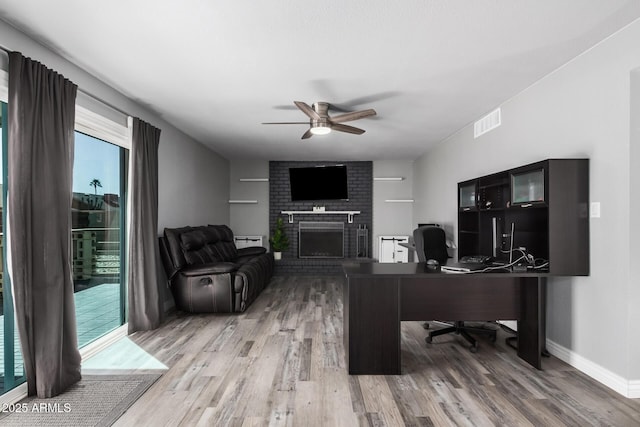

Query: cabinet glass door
[511,169,544,204]
[459,182,477,209]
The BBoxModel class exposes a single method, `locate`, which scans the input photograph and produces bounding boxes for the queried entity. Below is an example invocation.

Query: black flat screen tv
[289,165,348,201]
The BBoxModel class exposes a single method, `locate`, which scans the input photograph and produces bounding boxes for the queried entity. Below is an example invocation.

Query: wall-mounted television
[289,165,348,201]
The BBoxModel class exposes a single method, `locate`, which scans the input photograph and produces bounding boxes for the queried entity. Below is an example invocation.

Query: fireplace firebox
[298,222,344,258]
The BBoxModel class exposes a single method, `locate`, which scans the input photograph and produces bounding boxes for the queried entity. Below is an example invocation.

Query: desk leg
[344,277,400,375]
[517,277,546,370]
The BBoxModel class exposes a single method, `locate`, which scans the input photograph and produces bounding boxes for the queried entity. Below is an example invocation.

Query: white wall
[158,134,229,229]
[229,159,270,247]
[413,19,640,388]
[630,68,640,380]
[372,160,414,260]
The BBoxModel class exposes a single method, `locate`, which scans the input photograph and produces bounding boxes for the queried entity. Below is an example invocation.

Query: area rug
[0,374,161,426]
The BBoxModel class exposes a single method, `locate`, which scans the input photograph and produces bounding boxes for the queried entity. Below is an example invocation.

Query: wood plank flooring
[114,276,640,426]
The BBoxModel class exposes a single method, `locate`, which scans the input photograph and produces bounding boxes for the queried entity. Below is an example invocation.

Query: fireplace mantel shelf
[281,210,361,224]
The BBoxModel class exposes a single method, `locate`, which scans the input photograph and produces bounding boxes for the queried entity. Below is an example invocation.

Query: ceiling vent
[474,108,501,138]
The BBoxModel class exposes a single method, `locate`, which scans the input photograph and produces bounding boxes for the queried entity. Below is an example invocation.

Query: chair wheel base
[425,322,497,352]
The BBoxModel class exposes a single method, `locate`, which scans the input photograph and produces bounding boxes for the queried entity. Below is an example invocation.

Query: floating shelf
[384,199,414,203]
[281,210,361,224]
[373,177,404,181]
[239,178,269,182]
[229,200,258,204]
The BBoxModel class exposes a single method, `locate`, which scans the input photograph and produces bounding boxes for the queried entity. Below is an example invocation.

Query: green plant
[89,178,102,195]
[270,217,289,252]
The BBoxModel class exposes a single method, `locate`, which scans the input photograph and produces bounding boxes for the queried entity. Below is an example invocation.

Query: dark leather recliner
[159,225,274,313]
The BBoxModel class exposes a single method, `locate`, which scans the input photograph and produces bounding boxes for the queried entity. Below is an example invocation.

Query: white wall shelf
[281,210,361,224]
[384,199,414,203]
[229,200,258,204]
[373,177,404,181]
[239,178,269,182]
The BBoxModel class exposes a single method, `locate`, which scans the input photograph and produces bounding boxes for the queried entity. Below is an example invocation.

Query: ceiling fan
[263,101,377,139]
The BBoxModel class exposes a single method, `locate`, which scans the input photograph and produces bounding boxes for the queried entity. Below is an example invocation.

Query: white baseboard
[629,380,640,399]
[546,339,640,398]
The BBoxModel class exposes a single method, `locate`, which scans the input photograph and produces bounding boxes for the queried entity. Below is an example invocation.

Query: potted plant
[270,217,289,260]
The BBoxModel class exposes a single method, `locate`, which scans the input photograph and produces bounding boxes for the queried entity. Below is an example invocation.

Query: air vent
[474,108,501,138]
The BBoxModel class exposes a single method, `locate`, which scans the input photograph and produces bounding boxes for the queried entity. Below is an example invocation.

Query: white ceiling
[1,1,639,161]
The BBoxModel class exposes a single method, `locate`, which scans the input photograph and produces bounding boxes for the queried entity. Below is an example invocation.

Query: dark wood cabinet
[457,159,589,275]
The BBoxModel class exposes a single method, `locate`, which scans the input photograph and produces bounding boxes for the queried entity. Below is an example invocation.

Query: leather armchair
[159,225,274,313]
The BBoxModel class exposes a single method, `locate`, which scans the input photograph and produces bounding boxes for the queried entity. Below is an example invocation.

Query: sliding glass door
[1,102,26,394]
[1,118,129,396]
[72,131,127,347]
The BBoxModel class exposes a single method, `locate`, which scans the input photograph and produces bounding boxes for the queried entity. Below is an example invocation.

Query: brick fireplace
[269,161,372,274]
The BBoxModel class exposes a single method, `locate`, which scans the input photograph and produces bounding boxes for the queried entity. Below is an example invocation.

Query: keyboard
[441,265,473,273]
[459,255,493,264]
[441,262,486,273]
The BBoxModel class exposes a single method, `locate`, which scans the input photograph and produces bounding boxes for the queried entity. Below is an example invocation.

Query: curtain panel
[7,52,81,397]
[128,117,163,333]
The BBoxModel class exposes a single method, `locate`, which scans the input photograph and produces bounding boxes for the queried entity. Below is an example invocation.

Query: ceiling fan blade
[301,129,313,139]
[308,80,399,109]
[331,123,365,135]
[294,101,322,120]
[262,122,309,125]
[332,91,400,109]
[273,104,298,110]
[330,109,377,124]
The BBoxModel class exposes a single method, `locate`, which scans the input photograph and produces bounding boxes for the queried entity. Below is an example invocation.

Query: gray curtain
[7,52,81,397]
[128,117,163,333]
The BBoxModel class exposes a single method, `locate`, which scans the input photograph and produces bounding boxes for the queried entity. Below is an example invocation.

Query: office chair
[413,225,449,265]
[412,226,497,353]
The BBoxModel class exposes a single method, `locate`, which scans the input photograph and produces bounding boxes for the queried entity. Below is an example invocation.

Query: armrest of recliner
[180,262,239,277]
[237,246,267,257]
[159,236,180,281]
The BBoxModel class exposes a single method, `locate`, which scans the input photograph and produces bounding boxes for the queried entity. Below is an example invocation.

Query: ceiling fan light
[310,124,331,135]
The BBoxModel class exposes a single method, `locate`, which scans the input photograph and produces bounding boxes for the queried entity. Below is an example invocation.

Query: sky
[73,132,121,195]
[0,130,121,195]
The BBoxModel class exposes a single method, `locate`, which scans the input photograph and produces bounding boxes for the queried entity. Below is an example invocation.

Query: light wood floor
[114,276,640,426]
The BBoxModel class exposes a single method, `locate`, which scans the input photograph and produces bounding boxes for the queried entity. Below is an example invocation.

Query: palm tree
[89,178,102,195]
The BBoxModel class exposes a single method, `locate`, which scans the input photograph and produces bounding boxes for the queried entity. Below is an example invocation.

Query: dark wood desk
[342,262,547,375]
